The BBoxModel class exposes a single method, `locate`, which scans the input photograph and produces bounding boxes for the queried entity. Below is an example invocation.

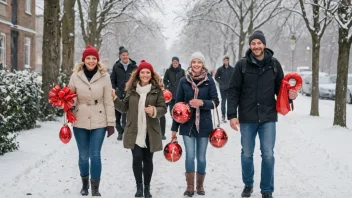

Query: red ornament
[59,125,72,144]
[209,127,228,148]
[163,89,172,103]
[164,138,182,162]
[276,72,302,115]
[172,102,192,124]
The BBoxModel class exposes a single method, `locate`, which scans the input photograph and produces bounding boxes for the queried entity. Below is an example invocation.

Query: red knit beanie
[82,46,100,62]
[137,60,154,73]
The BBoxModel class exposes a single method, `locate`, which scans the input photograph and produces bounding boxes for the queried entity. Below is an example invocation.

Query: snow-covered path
[1,96,351,198]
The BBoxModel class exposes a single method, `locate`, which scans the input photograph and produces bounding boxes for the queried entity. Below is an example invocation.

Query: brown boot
[184,172,195,197]
[196,172,206,195]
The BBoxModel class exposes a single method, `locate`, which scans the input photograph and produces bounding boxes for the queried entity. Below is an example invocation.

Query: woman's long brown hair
[125,69,161,91]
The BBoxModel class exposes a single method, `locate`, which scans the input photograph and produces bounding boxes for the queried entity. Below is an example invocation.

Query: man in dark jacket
[110,46,137,140]
[163,57,185,115]
[227,31,298,198]
[215,56,234,123]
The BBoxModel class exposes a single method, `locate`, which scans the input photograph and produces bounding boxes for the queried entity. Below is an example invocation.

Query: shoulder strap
[240,57,247,75]
[271,57,278,77]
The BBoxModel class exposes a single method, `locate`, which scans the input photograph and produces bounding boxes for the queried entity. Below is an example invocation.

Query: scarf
[83,65,98,82]
[185,67,208,132]
[135,83,152,148]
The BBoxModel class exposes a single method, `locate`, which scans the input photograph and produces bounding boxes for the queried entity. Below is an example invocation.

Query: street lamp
[306,46,310,66]
[290,35,296,72]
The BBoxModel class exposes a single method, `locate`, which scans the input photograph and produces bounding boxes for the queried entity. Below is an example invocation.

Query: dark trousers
[220,89,228,118]
[115,109,126,134]
[168,99,176,116]
[131,137,154,185]
[159,116,166,136]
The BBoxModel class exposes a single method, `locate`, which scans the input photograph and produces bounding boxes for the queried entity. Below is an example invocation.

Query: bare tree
[183,0,284,60]
[42,0,61,110]
[295,0,334,116]
[99,16,168,71]
[61,0,76,78]
[77,0,134,50]
[333,0,352,127]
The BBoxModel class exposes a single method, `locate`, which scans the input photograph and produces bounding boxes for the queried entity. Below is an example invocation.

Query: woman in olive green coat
[113,60,167,198]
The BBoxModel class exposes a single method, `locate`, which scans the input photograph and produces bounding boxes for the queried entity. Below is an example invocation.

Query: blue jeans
[73,127,106,179]
[183,136,209,174]
[240,122,276,193]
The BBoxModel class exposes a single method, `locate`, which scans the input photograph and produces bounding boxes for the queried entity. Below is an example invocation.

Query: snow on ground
[0,95,351,198]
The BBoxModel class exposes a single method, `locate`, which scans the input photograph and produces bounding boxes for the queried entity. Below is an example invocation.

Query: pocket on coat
[152,124,161,134]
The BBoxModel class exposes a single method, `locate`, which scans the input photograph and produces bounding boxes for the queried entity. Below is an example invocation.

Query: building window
[0,33,5,70]
[24,38,31,69]
[25,0,31,14]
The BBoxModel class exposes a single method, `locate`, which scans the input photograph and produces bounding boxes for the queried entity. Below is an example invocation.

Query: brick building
[0,0,36,71]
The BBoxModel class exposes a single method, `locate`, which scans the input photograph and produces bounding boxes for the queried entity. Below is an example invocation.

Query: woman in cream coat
[68,46,115,197]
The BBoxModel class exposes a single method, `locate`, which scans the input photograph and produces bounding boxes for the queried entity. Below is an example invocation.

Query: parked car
[329,74,352,104]
[301,74,335,99]
[296,66,311,73]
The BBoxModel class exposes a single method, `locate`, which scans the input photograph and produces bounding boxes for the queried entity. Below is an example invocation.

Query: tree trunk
[333,27,351,127]
[61,0,76,78]
[310,35,320,116]
[77,0,102,50]
[238,32,246,59]
[42,0,61,109]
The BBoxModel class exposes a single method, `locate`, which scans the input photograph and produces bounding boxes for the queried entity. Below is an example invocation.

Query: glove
[106,126,115,138]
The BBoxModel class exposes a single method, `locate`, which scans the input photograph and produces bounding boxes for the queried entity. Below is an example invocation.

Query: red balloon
[172,102,192,124]
[209,128,228,148]
[59,125,72,144]
[163,89,172,103]
[164,140,182,162]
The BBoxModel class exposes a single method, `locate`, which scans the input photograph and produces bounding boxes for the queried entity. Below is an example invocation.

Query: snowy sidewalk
[0,96,351,198]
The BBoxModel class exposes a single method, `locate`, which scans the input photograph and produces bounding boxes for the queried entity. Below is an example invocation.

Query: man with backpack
[215,56,234,123]
[227,30,298,198]
[163,57,185,115]
[110,46,137,141]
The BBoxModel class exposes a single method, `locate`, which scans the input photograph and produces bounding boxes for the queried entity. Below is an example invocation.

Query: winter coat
[215,64,234,91]
[227,48,284,123]
[171,74,219,137]
[163,65,185,99]
[68,70,116,130]
[114,83,167,152]
[110,59,137,98]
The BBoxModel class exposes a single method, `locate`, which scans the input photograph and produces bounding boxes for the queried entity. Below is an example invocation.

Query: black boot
[135,183,143,197]
[144,184,152,198]
[80,176,89,196]
[262,192,273,198]
[90,179,101,196]
[241,185,253,197]
[117,133,123,141]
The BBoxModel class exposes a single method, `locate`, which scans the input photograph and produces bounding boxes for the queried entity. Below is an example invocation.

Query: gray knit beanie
[189,52,205,66]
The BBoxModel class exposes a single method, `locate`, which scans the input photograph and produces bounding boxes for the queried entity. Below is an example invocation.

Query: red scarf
[185,68,208,132]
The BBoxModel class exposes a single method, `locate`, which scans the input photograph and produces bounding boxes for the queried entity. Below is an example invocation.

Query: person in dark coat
[227,30,298,198]
[215,56,234,123]
[163,57,185,115]
[171,52,219,197]
[110,46,137,140]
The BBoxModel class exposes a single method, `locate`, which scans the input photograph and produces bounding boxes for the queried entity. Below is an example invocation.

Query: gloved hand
[106,126,115,138]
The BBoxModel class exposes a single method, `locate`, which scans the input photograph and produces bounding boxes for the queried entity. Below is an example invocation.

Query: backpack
[240,57,278,77]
